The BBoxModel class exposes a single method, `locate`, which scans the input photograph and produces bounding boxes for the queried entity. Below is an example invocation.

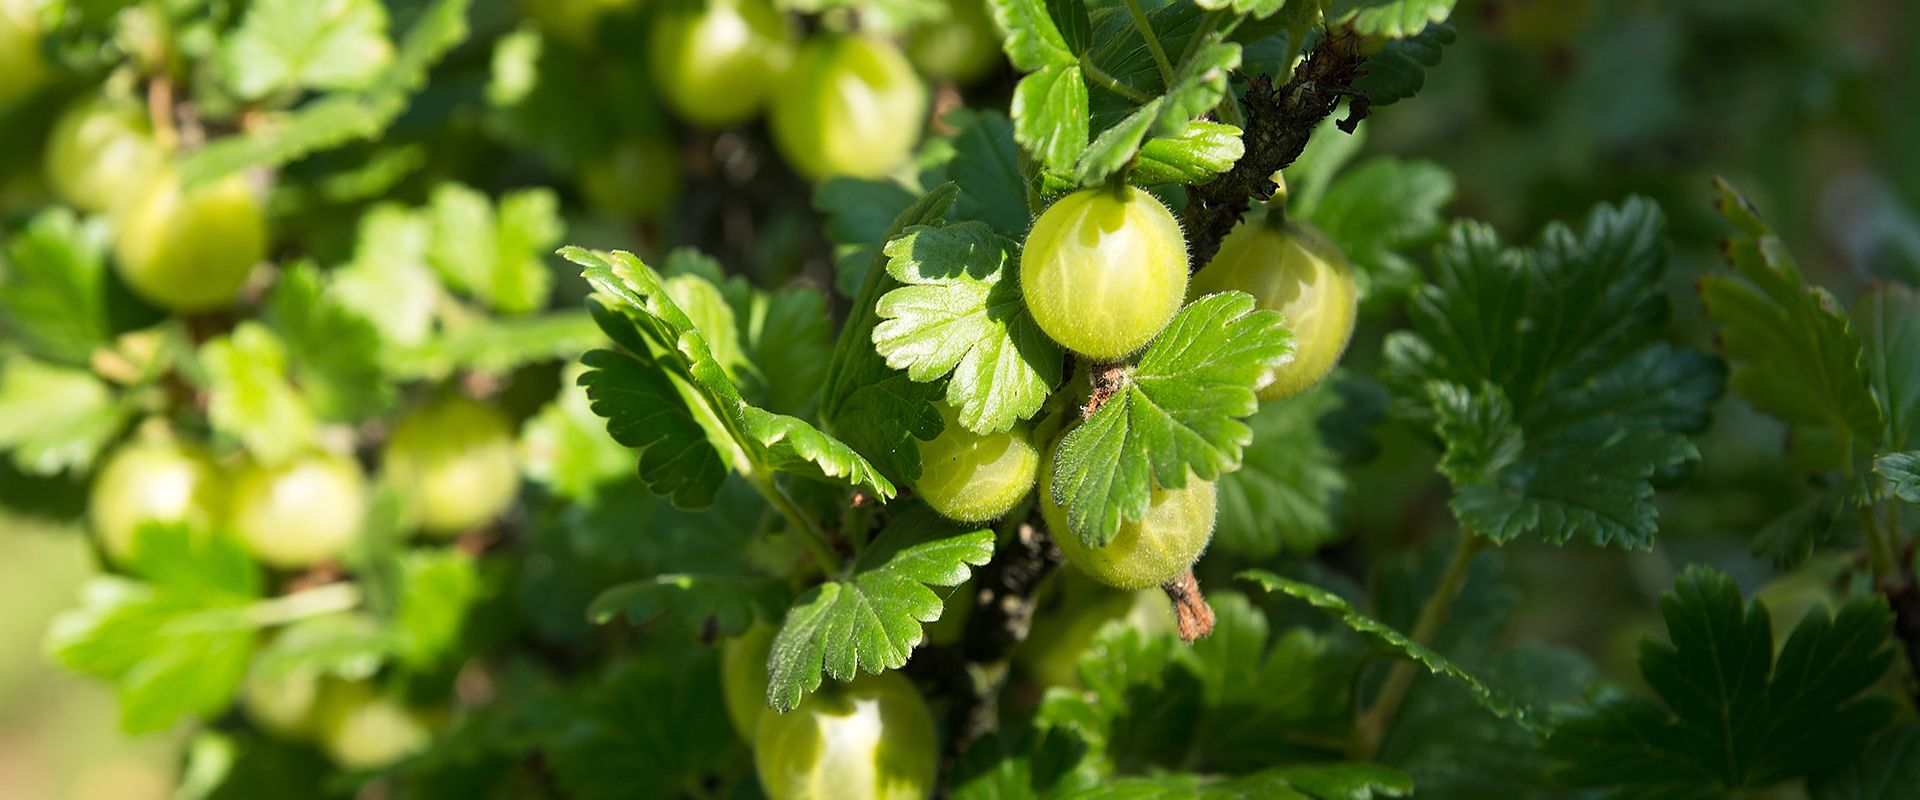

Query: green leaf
[0,355,129,475]
[46,524,264,733]
[1132,121,1244,187]
[1331,0,1457,39]
[1051,293,1294,546]
[766,503,992,711]
[586,573,791,638]
[179,0,470,188]
[1184,592,1362,769]
[570,248,896,501]
[948,110,1032,239]
[1304,156,1454,306]
[1214,382,1347,559]
[266,262,391,422]
[545,646,739,800]
[1193,0,1289,17]
[1811,722,1920,800]
[1384,199,1724,548]
[1353,22,1455,107]
[330,203,442,348]
[1381,644,1597,800]
[875,222,1063,434]
[578,346,729,509]
[1074,40,1241,186]
[950,725,1101,800]
[1879,452,1920,503]
[1057,763,1413,800]
[990,0,1077,71]
[742,284,833,419]
[221,0,394,99]
[1702,179,1883,445]
[426,183,562,314]
[520,364,635,506]
[821,186,959,486]
[390,547,480,669]
[1546,565,1898,795]
[250,613,386,680]
[201,322,317,467]
[1014,63,1091,176]
[0,208,112,365]
[1238,569,1553,735]
[817,177,923,248]
[1853,283,1920,451]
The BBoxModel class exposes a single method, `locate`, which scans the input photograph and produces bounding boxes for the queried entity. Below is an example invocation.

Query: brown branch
[1163,567,1215,642]
[961,518,1062,663]
[1181,33,1372,273]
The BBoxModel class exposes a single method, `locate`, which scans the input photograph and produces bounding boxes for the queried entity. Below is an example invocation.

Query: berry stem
[1164,567,1214,642]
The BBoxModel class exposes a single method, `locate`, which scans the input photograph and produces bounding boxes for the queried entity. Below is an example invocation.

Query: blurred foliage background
[3,0,1919,797]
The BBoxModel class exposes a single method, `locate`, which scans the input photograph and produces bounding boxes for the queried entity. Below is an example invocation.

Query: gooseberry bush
[1,0,1917,798]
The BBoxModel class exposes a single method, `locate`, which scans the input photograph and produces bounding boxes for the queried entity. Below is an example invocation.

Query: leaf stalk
[1354,531,1486,760]
[1122,0,1177,87]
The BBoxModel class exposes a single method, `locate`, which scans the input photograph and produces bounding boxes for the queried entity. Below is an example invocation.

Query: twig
[960,517,1062,663]
[1354,531,1485,760]
[1163,568,1214,641]
[1181,33,1372,273]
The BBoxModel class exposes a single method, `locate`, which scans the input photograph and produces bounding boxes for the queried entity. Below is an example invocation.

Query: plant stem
[1862,503,1901,579]
[1179,10,1224,67]
[1083,56,1154,104]
[1354,531,1486,760]
[758,474,843,575]
[1122,0,1177,88]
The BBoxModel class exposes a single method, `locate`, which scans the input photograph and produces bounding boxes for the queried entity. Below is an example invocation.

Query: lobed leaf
[1852,283,1920,452]
[0,208,112,365]
[1331,0,1458,39]
[1546,565,1899,794]
[1133,121,1245,187]
[948,111,1032,239]
[1877,452,1919,504]
[221,0,394,99]
[1213,382,1348,559]
[1352,22,1455,107]
[587,573,791,638]
[200,322,317,468]
[766,504,992,711]
[0,355,129,475]
[875,222,1063,434]
[1304,156,1454,306]
[266,263,391,422]
[1052,293,1294,546]
[1810,722,1920,800]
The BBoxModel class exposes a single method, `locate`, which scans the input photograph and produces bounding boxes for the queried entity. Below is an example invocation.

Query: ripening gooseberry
[721,622,777,740]
[230,451,368,568]
[113,168,268,312]
[383,394,519,537]
[89,440,228,561]
[648,0,792,128]
[45,95,166,215]
[770,35,927,181]
[579,135,683,219]
[754,671,937,800]
[1189,216,1357,400]
[913,402,1039,523]
[1021,186,1189,360]
[316,680,434,770]
[907,0,1000,84]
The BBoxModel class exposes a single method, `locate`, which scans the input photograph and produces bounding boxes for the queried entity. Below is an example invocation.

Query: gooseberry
[1021,186,1189,360]
[112,169,269,312]
[0,0,48,109]
[230,451,368,568]
[45,95,165,215]
[89,440,228,560]
[316,680,434,771]
[721,622,777,740]
[1037,433,1215,589]
[383,394,519,537]
[770,34,927,181]
[913,402,1039,523]
[754,671,937,800]
[1189,216,1356,400]
[907,0,1000,84]
[648,0,792,128]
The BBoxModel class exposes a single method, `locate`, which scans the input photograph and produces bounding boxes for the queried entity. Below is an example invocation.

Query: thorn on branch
[1164,568,1215,642]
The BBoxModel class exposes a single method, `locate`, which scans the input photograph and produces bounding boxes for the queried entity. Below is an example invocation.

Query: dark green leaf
[1353,22,1455,107]
[1052,293,1294,546]
[1702,179,1883,445]
[1056,763,1412,800]
[1238,569,1553,734]
[1384,199,1724,548]
[578,346,728,509]
[1380,644,1596,800]
[1046,0,1091,55]
[1304,156,1453,306]
[1214,382,1347,558]
[0,208,112,365]
[1811,722,1920,800]
[874,222,1063,434]
[948,111,1032,238]
[1546,565,1899,794]
[766,503,992,711]
[545,647,739,800]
